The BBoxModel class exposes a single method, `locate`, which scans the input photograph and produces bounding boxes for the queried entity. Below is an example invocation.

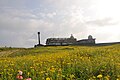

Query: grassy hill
[0,44,120,80]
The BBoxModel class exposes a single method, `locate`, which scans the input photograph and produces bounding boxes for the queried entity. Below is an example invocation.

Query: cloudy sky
[0,0,120,47]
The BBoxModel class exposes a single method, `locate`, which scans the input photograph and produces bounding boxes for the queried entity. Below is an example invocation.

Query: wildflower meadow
[0,44,120,80]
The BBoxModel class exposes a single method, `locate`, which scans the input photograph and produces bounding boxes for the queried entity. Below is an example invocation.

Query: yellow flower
[104,75,110,80]
[97,74,103,78]
[58,68,62,72]
[46,77,51,80]
[30,66,34,69]
[67,63,71,65]
[70,74,75,79]
[49,66,55,72]
[28,72,30,76]
[93,76,96,79]
[40,71,45,74]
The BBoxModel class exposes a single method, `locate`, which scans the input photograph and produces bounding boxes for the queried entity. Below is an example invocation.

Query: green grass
[0,44,120,80]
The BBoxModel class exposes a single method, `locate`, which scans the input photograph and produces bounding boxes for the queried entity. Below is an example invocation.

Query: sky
[0,0,120,48]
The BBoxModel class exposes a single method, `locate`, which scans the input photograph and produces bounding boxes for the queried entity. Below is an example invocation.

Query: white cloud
[86,18,118,26]
[46,12,56,18]
[0,0,120,47]
[0,8,53,47]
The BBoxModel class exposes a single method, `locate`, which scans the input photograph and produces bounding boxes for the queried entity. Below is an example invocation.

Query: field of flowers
[0,44,120,80]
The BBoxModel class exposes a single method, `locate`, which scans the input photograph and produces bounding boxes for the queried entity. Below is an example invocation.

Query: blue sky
[0,0,120,47]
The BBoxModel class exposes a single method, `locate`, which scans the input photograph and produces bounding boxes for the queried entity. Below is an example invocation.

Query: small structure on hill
[75,35,95,45]
[46,34,77,46]
[46,34,96,46]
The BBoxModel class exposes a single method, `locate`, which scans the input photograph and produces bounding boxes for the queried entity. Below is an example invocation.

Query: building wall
[46,38,77,46]
[46,35,95,46]
[76,39,95,45]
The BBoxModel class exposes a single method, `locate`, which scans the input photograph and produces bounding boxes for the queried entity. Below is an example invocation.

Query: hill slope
[0,44,120,79]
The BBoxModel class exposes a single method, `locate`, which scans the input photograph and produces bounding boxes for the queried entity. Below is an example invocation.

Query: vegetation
[0,44,120,80]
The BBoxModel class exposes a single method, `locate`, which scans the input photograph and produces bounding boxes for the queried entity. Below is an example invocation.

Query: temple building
[46,34,95,46]
[75,35,96,45]
[46,34,77,46]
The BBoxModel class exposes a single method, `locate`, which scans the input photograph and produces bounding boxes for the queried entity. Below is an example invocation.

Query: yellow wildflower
[49,66,55,72]
[28,72,30,76]
[70,74,75,79]
[104,75,110,80]
[97,74,103,78]
[93,76,96,79]
[46,77,51,80]
[40,71,45,74]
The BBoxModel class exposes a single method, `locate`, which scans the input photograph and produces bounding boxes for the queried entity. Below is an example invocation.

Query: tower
[34,32,44,47]
[70,34,74,39]
[38,32,40,45]
[88,35,93,39]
